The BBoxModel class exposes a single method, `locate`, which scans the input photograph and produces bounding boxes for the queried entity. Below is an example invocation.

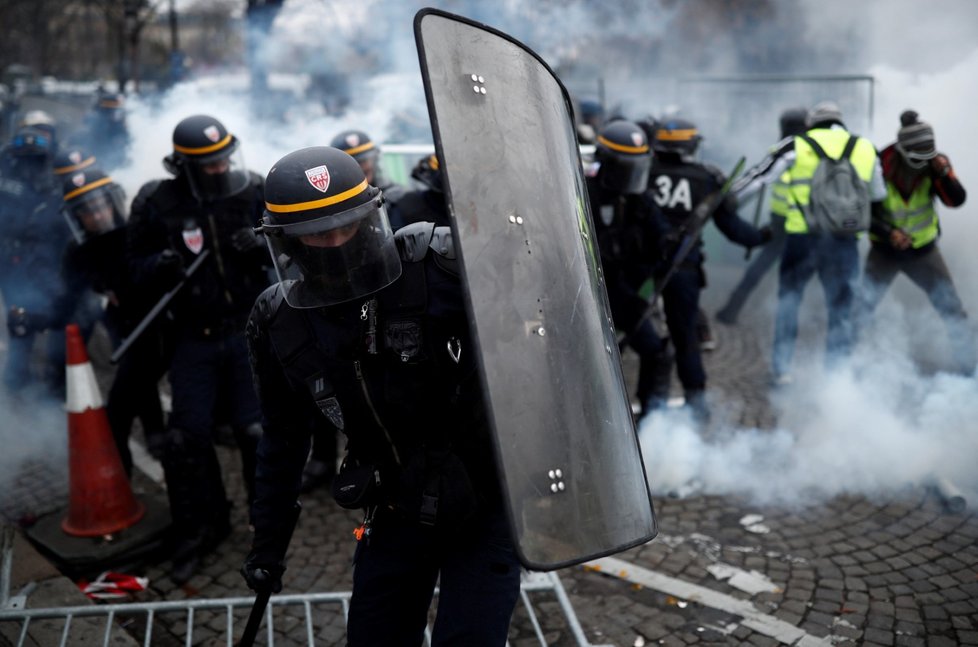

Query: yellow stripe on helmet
[63,176,113,201]
[265,180,369,214]
[597,135,649,155]
[54,156,95,175]
[344,141,376,156]
[173,133,233,156]
[656,128,698,142]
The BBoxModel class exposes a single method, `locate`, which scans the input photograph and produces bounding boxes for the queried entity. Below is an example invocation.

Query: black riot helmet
[61,167,126,244]
[163,114,249,201]
[257,146,402,308]
[652,118,702,159]
[53,147,96,176]
[779,107,809,139]
[595,120,652,194]
[95,92,126,124]
[411,153,443,193]
[330,129,380,163]
[330,129,381,183]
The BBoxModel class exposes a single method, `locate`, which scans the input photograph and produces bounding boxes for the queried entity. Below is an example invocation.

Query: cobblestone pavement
[2,261,977,646]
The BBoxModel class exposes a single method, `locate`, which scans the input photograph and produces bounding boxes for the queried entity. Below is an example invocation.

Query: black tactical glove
[7,307,48,338]
[653,233,680,276]
[231,227,262,254]
[153,249,185,285]
[931,154,952,178]
[240,547,285,594]
[757,224,774,245]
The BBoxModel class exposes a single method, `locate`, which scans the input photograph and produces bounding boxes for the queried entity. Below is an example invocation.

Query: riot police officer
[716,107,808,325]
[648,117,769,419]
[388,153,451,230]
[127,114,270,583]
[242,146,520,646]
[72,91,130,172]
[0,125,69,398]
[329,129,406,204]
[586,120,672,415]
[58,166,167,476]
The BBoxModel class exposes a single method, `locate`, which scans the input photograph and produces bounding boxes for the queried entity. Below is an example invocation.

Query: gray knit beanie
[896,110,936,165]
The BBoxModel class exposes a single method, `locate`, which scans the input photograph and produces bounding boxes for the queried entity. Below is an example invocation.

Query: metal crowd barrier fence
[0,561,609,647]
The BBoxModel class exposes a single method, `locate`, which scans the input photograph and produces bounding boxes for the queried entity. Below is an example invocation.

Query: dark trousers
[627,317,672,413]
[718,215,786,321]
[661,267,706,393]
[858,243,976,374]
[163,331,262,546]
[347,507,521,646]
[773,233,859,376]
[106,330,168,476]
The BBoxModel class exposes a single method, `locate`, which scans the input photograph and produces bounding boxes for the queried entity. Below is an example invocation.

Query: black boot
[684,390,711,425]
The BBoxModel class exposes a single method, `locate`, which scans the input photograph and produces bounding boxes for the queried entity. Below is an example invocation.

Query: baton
[237,501,303,647]
[744,188,765,261]
[110,249,211,364]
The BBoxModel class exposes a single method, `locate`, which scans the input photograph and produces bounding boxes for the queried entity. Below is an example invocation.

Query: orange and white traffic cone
[62,323,145,537]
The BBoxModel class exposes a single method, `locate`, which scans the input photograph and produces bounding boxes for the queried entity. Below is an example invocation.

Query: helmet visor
[263,194,402,308]
[63,185,126,244]
[598,154,651,194]
[185,144,249,201]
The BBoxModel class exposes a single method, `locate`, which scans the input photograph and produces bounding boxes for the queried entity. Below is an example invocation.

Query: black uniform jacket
[648,153,765,268]
[246,224,500,542]
[586,175,662,332]
[126,172,269,334]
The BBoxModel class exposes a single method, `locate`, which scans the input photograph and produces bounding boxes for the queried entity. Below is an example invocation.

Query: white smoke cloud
[642,0,978,512]
[7,0,978,517]
[639,343,978,509]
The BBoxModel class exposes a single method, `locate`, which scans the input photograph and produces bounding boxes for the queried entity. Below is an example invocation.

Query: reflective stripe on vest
[769,171,801,220]
[874,178,939,248]
[785,129,877,234]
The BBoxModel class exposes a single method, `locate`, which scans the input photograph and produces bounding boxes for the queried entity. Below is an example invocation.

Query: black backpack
[798,133,870,235]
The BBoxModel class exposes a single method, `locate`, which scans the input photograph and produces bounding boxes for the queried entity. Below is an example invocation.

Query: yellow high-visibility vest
[872,178,939,248]
[785,128,877,234]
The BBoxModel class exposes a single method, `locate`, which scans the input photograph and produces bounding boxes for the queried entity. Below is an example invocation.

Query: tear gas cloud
[630,0,978,510]
[3,0,978,511]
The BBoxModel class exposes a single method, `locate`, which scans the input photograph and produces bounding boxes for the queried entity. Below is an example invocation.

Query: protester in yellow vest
[856,110,974,375]
[733,101,886,385]
[717,107,807,325]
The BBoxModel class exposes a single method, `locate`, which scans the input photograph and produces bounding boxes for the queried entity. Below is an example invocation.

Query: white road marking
[584,556,833,646]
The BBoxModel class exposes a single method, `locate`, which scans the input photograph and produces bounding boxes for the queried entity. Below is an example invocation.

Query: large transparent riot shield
[415,9,657,570]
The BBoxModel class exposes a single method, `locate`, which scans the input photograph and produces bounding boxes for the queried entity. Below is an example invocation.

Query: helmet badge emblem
[69,151,82,164]
[345,134,360,148]
[203,125,221,143]
[305,165,331,193]
[630,132,644,147]
[182,227,204,255]
[71,172,86,187]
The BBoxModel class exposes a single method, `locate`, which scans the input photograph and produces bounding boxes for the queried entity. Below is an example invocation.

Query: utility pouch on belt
[331,456,383,510]
[395,448,477,529]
